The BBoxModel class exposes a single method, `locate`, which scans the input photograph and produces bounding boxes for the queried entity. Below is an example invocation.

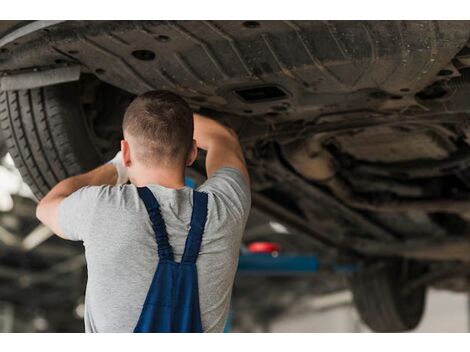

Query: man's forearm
[44,163,117,201]
[193,113,249,182]
[193,113,236,151]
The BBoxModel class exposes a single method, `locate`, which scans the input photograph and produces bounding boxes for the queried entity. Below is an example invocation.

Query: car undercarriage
[2,20,470,331]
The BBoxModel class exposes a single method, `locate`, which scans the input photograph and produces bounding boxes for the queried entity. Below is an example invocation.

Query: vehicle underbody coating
[3,20,470,303]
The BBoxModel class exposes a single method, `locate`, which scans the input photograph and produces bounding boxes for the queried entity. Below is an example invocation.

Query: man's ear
[121,139,131,167]
[186,139,198,166]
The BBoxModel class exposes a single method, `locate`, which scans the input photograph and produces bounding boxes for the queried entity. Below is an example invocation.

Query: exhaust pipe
[284,140,470,216]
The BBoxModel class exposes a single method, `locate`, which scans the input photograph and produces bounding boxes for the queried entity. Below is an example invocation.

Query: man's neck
[130,164,186,189]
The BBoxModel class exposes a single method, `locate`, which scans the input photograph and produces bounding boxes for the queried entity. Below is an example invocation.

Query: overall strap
[137,187,174,261]
[181,191,209,264]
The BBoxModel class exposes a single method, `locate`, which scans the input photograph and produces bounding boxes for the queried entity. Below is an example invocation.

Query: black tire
[0,131,6,157]
[0,83,103,200]
[349,261,426,332]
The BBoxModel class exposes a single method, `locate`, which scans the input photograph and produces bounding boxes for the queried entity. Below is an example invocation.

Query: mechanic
[35,90,251,332]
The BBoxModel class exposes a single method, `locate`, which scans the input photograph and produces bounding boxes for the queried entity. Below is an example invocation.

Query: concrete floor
[264,289,469,333]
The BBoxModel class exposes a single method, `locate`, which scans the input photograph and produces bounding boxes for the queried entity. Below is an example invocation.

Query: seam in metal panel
[155,66,184,91]
[380,21,409,88]
[260,32,309,87]
[324,20,363,87]
[168,21,229,80]
[107,33,131,46]
[285,20,348,91]
[355,21,380,88]
[412,21,439,86]
[173,52,217,89]
[80,36,156,91]
[202,21,253,77]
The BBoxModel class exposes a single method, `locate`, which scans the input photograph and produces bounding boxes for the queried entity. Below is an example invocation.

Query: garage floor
[231,272,469,333]
[235,289,469,333]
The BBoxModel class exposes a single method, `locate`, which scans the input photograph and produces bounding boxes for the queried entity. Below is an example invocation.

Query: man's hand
[109,151,129,185]
[193,113,249,184]
[36,160,119,239]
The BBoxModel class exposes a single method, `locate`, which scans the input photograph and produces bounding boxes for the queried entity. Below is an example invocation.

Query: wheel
[0,78,131,200]
[0,133,6,157]
[349,260,426,332]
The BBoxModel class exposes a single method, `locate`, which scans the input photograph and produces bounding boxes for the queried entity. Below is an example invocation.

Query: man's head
[121,90,196,180]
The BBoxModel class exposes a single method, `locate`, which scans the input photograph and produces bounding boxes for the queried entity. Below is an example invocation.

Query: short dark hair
[122,90,194,166]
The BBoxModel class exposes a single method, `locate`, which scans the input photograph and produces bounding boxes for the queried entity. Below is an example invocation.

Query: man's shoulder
[197,167,251,223]
[59,184,142,242]
[68,184,140,209]
[198,167,250,194]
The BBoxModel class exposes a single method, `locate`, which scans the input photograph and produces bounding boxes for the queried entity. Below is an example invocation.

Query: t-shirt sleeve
[197,167,251,222]
[58,186,102,242]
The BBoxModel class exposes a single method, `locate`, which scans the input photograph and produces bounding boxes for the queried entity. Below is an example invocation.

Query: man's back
[36,94,251,332]
[59,167,250,332]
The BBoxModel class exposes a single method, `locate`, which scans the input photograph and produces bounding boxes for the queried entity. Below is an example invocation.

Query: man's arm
[193,113,249,184]
[36,163,118,239]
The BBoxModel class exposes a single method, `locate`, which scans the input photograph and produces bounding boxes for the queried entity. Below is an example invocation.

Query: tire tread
[0,83,103,199]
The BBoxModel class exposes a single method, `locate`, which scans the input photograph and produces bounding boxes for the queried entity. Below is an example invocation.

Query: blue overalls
[134,186,208,333]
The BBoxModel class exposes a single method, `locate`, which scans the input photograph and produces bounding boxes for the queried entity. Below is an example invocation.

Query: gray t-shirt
[58,167,250,333]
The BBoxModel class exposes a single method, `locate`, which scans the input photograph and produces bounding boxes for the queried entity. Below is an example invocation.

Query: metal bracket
[0,21,65,48]
[0,65,80,91]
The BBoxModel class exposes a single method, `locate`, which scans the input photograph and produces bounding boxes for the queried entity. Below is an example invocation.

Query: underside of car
[2,20,470,332]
